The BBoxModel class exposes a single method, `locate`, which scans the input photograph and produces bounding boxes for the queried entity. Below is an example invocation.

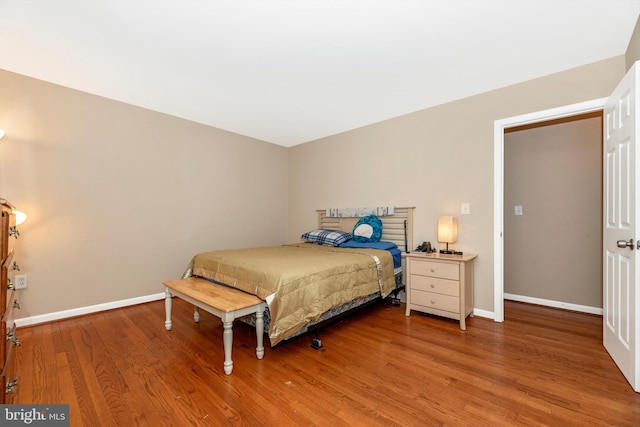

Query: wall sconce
[437,216,458,254]
[12,209,27,226]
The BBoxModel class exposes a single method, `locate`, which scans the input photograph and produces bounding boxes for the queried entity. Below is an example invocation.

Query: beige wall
[0,48,633,320]
[288,56,625,313]
[626,17,640,69]
[0,70,288,318]
[504,116,602,308]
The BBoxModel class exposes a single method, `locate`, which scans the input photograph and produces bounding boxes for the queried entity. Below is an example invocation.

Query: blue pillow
[352,215,382,243]
[301,229,352,246]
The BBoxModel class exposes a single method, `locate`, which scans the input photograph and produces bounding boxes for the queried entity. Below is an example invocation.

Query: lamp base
[440,242,454,255]
[439,249,464,255]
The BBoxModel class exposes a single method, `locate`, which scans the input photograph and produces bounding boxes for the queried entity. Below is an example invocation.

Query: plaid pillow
[301,229,352,246]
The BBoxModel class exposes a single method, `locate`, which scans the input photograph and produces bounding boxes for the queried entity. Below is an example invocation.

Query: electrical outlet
[15,274,27,289]
[461,203,471,215]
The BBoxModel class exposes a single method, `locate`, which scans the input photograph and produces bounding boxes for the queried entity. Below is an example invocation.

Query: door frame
[493,97,607,322]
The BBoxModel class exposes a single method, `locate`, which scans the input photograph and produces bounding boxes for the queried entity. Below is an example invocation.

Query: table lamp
[437,216,458,254]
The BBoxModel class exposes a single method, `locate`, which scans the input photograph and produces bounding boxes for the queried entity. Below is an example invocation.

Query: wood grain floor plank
[13,299,640,426]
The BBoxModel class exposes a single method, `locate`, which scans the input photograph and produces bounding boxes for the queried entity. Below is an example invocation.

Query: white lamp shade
[437,216,458,243]
[13,209,27,225]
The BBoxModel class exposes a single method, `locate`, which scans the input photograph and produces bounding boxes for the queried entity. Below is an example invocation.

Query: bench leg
[255,308,264,360]
[164,287,173,331]
[222,318,234,375]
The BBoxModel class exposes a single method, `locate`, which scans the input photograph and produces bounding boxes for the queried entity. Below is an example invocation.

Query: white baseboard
[16,291,599,329]
[472,308,494,319]
[503,293,603,315]
[15,292,166,328]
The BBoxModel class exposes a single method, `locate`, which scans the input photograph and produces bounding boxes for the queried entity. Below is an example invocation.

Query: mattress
[183,243,396,345]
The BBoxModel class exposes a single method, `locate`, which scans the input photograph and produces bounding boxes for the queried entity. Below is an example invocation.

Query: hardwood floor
[14,299,640,426]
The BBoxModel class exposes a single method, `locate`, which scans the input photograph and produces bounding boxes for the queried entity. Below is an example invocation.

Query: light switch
[461,203,470,215]
[514,205,523,216]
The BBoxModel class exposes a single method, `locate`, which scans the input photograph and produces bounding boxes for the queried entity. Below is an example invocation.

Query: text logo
[1,405,69,426]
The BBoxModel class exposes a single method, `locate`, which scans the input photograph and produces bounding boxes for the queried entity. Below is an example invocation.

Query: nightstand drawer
[411,290,459,313]
[410,260,459,280]
[410,274,459,297]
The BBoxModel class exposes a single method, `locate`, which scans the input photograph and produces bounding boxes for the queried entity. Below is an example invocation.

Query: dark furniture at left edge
[1,199,21,403]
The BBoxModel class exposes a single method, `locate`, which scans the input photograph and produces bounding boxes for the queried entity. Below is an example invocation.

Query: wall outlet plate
[15,274,27,289]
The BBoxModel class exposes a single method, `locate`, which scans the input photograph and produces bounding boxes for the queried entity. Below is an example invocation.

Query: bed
[181,207,414,346]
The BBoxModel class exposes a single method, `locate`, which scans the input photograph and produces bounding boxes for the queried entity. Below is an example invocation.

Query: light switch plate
[514,205,523,216]
[461,203,470,215]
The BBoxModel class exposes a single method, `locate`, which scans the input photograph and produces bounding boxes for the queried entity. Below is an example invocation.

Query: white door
[603,61,640,392]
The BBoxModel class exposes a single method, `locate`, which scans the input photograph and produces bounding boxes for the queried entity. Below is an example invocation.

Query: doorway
[503,112,603,315]
[493,98,607,322]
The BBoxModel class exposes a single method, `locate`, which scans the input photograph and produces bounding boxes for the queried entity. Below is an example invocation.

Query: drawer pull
[13,300,20,309]
[5,376,19,394]
[9,226,19,238]
[7,278,14,290]
[6,331,21,347]
[430,268,435,273]
[430,284,435,288]
[12,261,20,271]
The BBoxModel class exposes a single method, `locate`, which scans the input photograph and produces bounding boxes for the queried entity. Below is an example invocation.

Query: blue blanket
[339,240,402,268]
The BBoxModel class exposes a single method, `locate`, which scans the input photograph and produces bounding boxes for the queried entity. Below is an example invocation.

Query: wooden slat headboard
[317,207,414,253]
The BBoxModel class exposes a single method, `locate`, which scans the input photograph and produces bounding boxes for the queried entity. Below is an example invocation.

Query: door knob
[617,239,635,250]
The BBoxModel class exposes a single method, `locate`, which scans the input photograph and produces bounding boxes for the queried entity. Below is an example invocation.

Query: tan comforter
[183,243,395,345]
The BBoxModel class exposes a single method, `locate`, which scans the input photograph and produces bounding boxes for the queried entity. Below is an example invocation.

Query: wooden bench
[163,277,266,375]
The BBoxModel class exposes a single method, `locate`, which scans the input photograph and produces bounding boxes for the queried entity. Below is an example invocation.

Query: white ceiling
[1,1,639,147]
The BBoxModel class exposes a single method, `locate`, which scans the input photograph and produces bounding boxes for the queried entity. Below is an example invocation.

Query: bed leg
[311,328,323,350]
[194,307,200,323]
[164,287,173,331]
[391,287,404,306]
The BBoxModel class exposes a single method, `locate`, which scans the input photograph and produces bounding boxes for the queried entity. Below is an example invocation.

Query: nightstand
[403,252,477,330]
